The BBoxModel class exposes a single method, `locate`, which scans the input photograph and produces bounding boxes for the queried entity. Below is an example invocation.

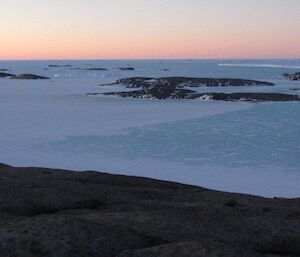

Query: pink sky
[1,0,299,59]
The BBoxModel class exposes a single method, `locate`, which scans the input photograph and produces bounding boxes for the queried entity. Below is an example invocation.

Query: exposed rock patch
[84,68,108,71]
[70,67,108,71]
[9,74,50,80]
[282,72,300,81]
[94,77,297,102]
[194,92,300,102]
[102,90,299,102]
[48,65,72,68]
[0,72,15,78]
[104,77,274,88]
[290,88,300,91]
[84,68,107,71]
[118,67,135,71]
[0,164,299,257]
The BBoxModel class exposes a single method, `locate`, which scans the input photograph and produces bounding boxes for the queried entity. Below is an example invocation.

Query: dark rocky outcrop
[193,92,300,102]
[70,68,83,70]
[102,89,300,102]
[282,72,300,81]
[70,67,108,71]
[104,77,274,89]
[0,164,299,257]
[118,67,135,71]
[290,88,300,91]
[48,65,72,68]
[1,73,50,80]
[0,69,10,72]
[9,74,50,80]
[0,72,15,78]
[95,77,299,102]
[102,86,194,100]
[82,68,108,71]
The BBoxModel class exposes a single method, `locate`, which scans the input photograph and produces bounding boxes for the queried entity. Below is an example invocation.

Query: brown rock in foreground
[0,164,299,257]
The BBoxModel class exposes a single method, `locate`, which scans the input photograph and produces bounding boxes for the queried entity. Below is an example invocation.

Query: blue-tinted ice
[52,102,300,173]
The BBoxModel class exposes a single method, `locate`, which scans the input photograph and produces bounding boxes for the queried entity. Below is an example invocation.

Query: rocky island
[84,68,108,71]
[92,77,299,102]
[1,73,50,80]
[100,91,299,102]
[107,77,274,88]
[118,67,135,71]
[70,67,108,71]
[9,74,50,80]
[0,163,299,257]
[0,72,16,78]
[48,64,72,68]
[282,72,300,81]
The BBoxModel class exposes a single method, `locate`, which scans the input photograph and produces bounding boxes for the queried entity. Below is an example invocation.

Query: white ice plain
[0,76,300,198]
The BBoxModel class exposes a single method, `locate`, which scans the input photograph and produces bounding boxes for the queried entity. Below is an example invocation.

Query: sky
[0,0,299,60]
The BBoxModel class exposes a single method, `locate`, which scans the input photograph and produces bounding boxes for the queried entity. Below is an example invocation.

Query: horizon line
[1,57,300,61]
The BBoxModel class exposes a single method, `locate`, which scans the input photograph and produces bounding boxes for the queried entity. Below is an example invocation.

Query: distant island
[282,72,300,81]
[0,73,50,80]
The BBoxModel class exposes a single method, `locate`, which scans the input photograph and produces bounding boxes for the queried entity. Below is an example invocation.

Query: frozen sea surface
[0,59,300,197]
[51,102,299,171]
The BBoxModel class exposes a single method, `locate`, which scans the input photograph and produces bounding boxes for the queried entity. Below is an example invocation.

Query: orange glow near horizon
[1,0,299,60]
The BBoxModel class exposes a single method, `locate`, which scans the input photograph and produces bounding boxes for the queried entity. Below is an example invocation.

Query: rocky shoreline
[101,91,300,102]
[0,164,299,257]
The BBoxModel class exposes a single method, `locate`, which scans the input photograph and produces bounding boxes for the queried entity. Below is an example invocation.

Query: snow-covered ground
[0,60,300,197]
